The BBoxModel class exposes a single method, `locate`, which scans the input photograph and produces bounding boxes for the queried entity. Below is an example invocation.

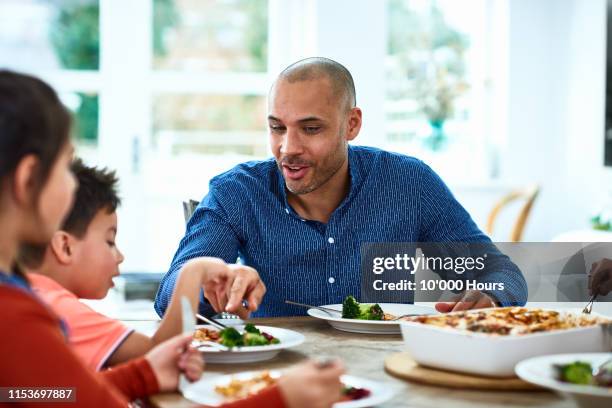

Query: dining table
[147,316,578,408]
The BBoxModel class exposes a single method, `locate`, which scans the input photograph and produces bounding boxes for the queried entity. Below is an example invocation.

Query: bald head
[274,57,356,112]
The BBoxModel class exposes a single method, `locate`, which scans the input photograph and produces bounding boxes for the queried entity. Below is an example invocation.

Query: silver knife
[179,296,195,392]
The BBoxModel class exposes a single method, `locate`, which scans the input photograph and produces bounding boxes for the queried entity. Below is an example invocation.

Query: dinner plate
[193,325,305,364]
[307,303,435,334]
[515,353,612,408]
[181,370,395,407]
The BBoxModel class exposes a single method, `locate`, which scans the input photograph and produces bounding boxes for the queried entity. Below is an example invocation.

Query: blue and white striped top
[155,145,527,317]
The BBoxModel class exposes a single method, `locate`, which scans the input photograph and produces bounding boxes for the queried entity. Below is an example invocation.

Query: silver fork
[391,313,428,321]
[212,312,243,320]
[285,300,342,316]
[211,299,249,320]
[582,293,598,314]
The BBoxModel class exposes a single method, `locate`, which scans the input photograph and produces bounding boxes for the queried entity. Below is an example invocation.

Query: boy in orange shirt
[20,158,267,371]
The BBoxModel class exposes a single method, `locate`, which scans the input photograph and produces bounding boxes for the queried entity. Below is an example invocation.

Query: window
[152,0,270,159]
[385,0,501,181]
[1,0,506,272]
[153,0,268,72]
[0,0,100,144]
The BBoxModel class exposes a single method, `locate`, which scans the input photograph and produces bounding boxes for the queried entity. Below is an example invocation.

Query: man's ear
[346,107,362,142]
[12,154,39,207]
[49,231,75,265]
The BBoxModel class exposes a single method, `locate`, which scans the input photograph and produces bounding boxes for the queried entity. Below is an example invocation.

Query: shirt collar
[0,271,30,292]
[276,144,364,218]
[28,273,77,298]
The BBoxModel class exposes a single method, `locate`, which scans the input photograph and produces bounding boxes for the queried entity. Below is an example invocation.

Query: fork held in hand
[211,299,249,320]
[582,293,598,314]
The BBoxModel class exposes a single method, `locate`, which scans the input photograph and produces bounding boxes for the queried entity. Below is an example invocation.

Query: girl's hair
[0,70,72,277]
[0,70,72,196]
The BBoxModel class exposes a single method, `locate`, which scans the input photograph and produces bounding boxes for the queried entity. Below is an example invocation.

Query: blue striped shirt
[154,146,527,317]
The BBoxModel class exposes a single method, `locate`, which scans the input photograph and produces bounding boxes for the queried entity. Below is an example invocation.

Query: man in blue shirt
[155,57,527,318]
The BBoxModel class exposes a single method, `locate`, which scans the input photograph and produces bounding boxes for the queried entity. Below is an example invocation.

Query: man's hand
[589,258,612,296]
[187,258,266,319]
[435,290,497,313]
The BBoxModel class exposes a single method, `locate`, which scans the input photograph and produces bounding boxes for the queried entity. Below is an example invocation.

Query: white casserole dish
[400,310,612,377]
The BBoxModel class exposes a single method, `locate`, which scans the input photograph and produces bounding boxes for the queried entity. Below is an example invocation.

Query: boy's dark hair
[63,158,121,238]
[18,159,121,269]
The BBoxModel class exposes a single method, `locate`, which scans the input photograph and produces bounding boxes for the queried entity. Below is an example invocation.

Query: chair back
[182,199,200,224]
[486,185,540,242]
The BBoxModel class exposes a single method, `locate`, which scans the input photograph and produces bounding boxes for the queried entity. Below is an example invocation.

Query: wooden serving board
[384,352,542,391]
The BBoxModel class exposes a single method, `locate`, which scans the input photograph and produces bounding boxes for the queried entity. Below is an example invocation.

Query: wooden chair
[486,185,540,242]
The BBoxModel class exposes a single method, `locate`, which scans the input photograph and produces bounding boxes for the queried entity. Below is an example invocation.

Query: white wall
[454,0,611,242]
[312,0,387,147]
[563,0,612,231]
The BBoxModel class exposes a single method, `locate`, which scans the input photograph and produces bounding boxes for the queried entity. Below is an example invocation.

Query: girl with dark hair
[0,70,204,406]
[0,70,345,408]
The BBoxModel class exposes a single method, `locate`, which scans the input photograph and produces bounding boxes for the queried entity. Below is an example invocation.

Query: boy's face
[71,209,124,299]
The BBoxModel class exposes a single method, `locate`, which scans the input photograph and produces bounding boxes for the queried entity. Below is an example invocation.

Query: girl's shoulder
[0,284,64,334]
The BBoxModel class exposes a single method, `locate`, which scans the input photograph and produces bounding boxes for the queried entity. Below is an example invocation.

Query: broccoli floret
[244,323,260,334]
[555,362,593,385]
[342,295,361,319]
[219,327,244,347]
[244,333,269,346]
[342,296,384,320]
[360,303,384,320]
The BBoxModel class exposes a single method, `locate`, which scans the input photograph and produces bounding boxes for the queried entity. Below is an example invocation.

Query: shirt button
[285,208,289,214]
[328,237,335,244]
[328,277,335,284]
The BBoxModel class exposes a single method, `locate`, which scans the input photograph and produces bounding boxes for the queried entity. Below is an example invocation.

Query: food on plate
[555,361,594,385]
[403,307,610,335]
[555,360,612,387]
[193,323,280,347]
[341,295,395,320]
[193,327,221,342]
[215,371,277,400]
[594,359,612,386]
[214,371,371,402]
[341,386,371,401]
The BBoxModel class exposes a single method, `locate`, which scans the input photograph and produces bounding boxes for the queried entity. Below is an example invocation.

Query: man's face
[70,210,124,299]
[268,77,356,195]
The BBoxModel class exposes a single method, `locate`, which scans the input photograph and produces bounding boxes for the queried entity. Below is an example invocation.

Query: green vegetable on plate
[342,295,384,320]
[555,362,593,385]
[218,325,280,348]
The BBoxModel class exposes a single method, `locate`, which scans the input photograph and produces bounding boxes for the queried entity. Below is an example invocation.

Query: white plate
[307,303,435,334]
[516,353,612,408]
[193,325,305,364]
[182,370,395,407]
[400,310,611,377]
